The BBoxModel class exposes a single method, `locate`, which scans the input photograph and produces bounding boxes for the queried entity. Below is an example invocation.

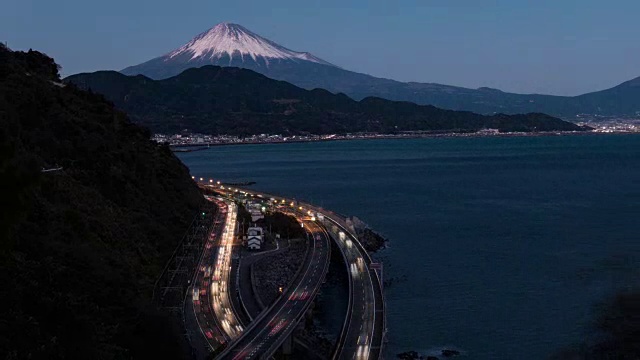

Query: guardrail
[185,200,227,352]
[260,222,332,358]
[210,186,385,359]
[322,215,376,359]
[289,201,385,360]
[325,215,386,360]
[216,216,325,359]
[323,219,354,360]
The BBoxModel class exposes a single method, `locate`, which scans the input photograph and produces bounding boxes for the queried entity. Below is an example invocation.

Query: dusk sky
[3,0,638,95]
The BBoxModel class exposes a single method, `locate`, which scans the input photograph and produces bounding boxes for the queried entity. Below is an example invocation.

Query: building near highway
[244,201,265,222]
[246,227,264,250]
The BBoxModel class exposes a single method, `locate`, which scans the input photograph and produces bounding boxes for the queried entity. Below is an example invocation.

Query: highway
[191,197,245,352]
[210,200,244,339]
[190,198,227,348]
[217,211,331,360]
[322,216,379,360]
[197,183,385,359]
[273,200,385,360]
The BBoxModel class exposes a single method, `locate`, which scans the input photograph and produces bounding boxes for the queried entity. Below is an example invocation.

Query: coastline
[183,135,640,360]
[168,130,638,149]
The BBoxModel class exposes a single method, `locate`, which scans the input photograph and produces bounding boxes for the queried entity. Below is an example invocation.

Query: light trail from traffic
[220,217,330,360]
[195,183,385,359]
[211,201,244,341]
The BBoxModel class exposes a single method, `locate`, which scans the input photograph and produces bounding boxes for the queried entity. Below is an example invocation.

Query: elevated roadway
[217,213,331,359]
[208,185,385,360]
[322,215,384,360]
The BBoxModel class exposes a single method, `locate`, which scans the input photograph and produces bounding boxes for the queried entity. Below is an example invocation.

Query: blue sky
[2,0,638,95]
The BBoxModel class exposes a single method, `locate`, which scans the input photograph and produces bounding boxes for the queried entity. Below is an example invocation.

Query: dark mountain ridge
[66,65,585,136]
[119,23,640,118]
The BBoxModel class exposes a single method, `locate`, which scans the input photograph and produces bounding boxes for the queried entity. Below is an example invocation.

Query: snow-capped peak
[167,22,335,67]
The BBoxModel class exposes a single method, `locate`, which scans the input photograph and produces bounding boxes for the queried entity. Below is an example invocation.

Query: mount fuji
[121,22,339,81]
[121,22,640,117]
[166,23,334,66]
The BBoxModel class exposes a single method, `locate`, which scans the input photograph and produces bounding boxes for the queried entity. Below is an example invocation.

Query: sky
[2,0,639,95]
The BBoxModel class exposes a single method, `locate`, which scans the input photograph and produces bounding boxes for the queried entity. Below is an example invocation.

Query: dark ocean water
[177,134,640,360]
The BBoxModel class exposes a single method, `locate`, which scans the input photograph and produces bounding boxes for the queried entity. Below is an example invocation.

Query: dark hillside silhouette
[0,45,203,359]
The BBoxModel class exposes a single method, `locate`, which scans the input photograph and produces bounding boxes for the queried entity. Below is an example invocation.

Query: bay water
[177,134,640,359]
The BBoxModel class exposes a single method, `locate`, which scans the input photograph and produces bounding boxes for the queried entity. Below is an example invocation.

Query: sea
[176,134,640,360]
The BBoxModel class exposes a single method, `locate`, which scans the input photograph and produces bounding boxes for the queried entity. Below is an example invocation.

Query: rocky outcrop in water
[349,216,388,252]
[383,274,408,289]
[397,349,463,359]
[397,351,421,359]
[442,349,461,357]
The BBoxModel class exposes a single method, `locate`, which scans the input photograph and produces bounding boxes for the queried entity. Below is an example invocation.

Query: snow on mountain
[166,22,335,67]
[113,22,640,118]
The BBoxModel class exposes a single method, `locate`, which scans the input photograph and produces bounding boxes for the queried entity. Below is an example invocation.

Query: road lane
[198,185,385,359]
[322,217,376,360]
[217,216,330,360]
[190,198,245,354]
[210,201,244,340]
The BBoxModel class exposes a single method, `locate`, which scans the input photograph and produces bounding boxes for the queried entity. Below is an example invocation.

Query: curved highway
[210,201,244,340]
[197,184,385,359]
[189,197,229,351]
[322,216,380,360]
[191,198,245,353]
[217,210,330,359]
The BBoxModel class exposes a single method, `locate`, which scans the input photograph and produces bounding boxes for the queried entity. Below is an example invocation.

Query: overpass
[216,210,331,359]
[320,214,385,360]
[207,184,385,359]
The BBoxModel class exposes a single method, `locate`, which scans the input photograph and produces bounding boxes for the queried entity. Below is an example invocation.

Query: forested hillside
[0,44,203,359]
[66,66,586,136]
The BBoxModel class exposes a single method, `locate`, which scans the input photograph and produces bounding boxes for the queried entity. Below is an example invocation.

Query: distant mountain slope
[119,22,640,118]
[121,22,337,81]
[66,66,584,135]
[0,44,202,358]
[572,76,640,115]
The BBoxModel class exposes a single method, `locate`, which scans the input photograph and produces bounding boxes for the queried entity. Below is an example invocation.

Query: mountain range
[66,65,584,135]
[120,22,640,118]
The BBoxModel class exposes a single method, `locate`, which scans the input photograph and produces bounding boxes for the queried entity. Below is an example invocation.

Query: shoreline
[168,130,639,149]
